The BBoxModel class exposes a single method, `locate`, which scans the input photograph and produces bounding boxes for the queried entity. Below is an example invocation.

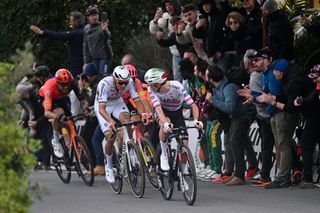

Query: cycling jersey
[39,78,80,111]
[94,76,139,133]
[123,78,147,105]
[148,81,194,111]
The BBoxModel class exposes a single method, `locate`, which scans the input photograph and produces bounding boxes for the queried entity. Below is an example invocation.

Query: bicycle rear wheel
[179,144,197,206]
[125,140,145,198]
[140,138,160,190]
[74,136,94,186]
[53,137,71,183]
[110,145,123,194]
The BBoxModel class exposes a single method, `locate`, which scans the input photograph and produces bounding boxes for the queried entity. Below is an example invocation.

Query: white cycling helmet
[113,66,130,81]
[144,68,168,85]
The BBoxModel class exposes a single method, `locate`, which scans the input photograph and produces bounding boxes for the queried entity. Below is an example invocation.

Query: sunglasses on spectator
[116,81,129,86]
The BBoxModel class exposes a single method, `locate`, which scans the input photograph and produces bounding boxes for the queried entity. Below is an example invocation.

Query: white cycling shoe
[52,141,64,158]
[160,155,170,171]
[105,166,115,183]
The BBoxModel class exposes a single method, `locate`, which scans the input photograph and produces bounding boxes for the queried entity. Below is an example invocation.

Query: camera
[101,12,108,22]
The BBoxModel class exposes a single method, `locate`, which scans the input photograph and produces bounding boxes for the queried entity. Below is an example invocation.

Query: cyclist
[144,68,203,172]
[94,65,148,183]
[39,69,87,158]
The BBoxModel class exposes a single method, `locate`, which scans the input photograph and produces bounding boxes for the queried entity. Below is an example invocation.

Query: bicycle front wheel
[74,136,94,186]
[53,136,71,184]
[125,140,145,198]
[110,145,123,194]
[179,144,197,206]
[140,138,160,190]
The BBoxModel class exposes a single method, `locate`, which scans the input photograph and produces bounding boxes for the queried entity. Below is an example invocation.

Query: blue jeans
[92,59,111,75]
[92,124,105,166]
[172,55,182,82]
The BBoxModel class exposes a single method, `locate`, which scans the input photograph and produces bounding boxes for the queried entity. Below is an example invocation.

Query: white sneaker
[105,167,115,183]
[52,141,64,158]
[160,155,170,171]
[211,173,222,180]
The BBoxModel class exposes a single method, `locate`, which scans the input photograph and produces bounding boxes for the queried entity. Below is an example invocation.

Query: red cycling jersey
[39,78,81,111]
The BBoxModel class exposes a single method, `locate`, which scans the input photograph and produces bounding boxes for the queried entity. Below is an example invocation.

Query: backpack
[224,61,250,88]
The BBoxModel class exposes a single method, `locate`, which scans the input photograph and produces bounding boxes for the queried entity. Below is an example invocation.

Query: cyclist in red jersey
[39,69,86,158]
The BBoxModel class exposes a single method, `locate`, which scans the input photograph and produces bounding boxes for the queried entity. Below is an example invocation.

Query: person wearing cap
[83,5,113,74]
[292,64,320,188]
[79,63,105,175]
[31,12,85,78]
[262,0,294,61]
[254,53,308,188]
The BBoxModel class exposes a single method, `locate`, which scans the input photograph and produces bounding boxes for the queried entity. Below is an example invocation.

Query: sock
[160,140,168,156]
[105,154,113,169]
[53,130,60,144]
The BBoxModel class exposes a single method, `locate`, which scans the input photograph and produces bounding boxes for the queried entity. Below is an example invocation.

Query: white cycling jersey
[148,80,194,111]
[94,76,139,133]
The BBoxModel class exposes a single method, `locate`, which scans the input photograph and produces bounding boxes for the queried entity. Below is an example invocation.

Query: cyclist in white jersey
[94,65,147,183]
[144,68,203,171]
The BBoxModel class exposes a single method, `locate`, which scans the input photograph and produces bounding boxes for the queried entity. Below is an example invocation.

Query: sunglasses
[58,82,70,90]
[116,81,129,86]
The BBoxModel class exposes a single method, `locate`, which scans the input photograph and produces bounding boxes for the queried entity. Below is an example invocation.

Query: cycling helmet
[34,65,50,76]
[308,64,320,79]
[85,5,99,16]
[144,68,168,85]
[55,69,73,84]
[124,64,137,79]
[113,66,131,81]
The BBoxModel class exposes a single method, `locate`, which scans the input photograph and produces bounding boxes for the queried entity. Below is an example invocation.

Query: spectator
[31,12,85,78]
[299,14,320,39]
[251,50,299,188]
[83,5,113,74]
[195,0,226,63]
[176,4,211,64]
[80,63,105,174]
[237,49,276,186]
[293,64,320,188]
[206,65,256,186]
[149,0,182,81]
[262,0,294,60]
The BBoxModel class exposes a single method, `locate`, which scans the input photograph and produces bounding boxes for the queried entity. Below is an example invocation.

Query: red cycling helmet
[55,69,73,84]
[124,64,138,79]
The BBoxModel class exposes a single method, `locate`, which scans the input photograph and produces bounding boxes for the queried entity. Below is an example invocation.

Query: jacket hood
[198,0,216,16]
[161,0,181,16]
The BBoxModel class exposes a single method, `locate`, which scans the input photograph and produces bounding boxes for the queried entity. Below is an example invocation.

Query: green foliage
[280,0,307,27]
[0,45,39,213]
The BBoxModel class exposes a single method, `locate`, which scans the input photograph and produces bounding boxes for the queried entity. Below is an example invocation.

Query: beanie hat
[274,59,289,72]
[262,0,278,14]
[16,84,31,94]
[84,63,99,76]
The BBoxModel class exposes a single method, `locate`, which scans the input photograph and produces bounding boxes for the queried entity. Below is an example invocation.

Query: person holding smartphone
[83,5,113,75]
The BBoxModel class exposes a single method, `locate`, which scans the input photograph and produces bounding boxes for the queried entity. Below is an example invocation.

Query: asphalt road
[30,170,320,213]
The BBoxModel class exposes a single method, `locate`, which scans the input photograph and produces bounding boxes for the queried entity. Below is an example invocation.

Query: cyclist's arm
[134,79,153,114]
[190,103,200,121]
[98,103,114,123]
[148,87,169,125]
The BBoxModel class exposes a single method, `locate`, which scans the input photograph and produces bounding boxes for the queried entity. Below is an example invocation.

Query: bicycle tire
[179,144,197,206]
[140,138,160,190]
[110,145,123,194]
[125,140,145,198]
[313,143,320,183]
[74,136,95,186]
[53,136,71,184]
[158,146,174,201]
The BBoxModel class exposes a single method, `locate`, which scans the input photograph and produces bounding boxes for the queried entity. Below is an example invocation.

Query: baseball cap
[273,59,289,72]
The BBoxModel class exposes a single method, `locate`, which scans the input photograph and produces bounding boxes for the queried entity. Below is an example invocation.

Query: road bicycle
[132,120,159,190]
[53,114,94,186]
[157,126,201,206]
[109,121,145,198]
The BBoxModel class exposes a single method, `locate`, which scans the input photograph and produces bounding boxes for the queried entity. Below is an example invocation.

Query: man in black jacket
[31,12,85,78]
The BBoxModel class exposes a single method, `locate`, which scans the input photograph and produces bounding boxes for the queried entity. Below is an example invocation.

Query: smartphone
[157,7,162,12]
[101,12,108,22]
[251,90,262,98]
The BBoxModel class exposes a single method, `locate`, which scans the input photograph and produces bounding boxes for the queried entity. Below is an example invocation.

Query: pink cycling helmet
[124,64,138,79]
